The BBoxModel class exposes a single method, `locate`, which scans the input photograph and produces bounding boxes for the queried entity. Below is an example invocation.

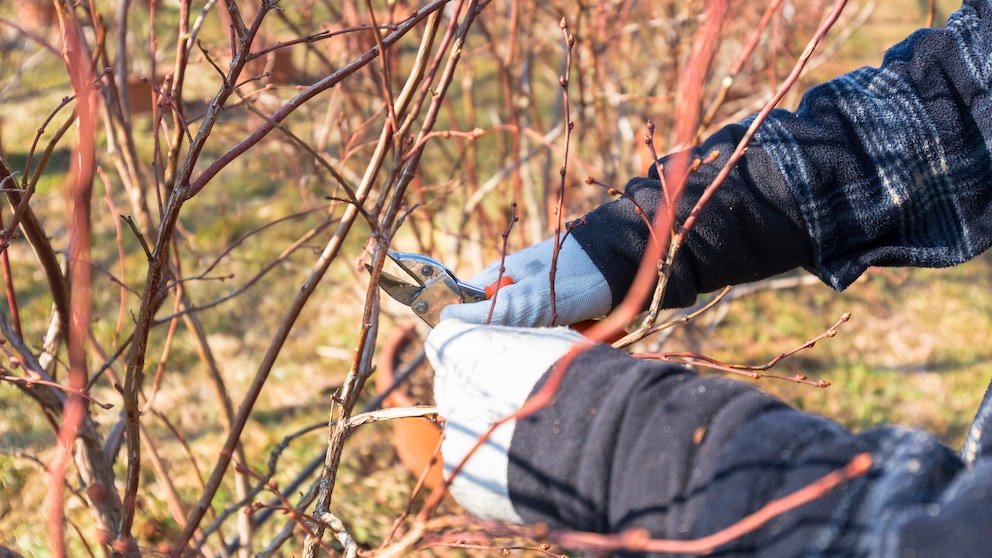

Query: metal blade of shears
[371,268,425,306]
[367,251,486,326]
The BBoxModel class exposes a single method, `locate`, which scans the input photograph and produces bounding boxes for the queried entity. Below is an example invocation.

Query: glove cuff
[426,320,587,522]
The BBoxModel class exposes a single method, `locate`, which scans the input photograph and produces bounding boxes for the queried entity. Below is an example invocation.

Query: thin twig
[697,0,784,140]
[548,18,576,327]
[487,203,518,324]
[636,313,851,387]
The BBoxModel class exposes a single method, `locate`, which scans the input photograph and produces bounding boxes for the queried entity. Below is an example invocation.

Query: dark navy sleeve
[572,0,992,307]
[570,125,813,310]
[506,345,992,556]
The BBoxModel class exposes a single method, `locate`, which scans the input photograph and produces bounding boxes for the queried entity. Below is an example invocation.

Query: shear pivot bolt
[421,265,434,277]
[413,301,430,315]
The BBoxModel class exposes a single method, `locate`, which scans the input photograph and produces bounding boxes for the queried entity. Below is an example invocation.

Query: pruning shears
[369,250,624,341]
[367,251,512,327]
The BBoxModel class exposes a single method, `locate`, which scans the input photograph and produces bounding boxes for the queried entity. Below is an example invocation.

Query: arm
[453,0,992,321]
[427,321,992,556]
[514,341,991,556]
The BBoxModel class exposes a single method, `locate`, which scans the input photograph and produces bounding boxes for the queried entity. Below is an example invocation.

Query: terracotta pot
[376,322,445,490]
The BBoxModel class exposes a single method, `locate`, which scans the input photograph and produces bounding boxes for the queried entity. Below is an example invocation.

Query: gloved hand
[425,319,588,522]
[440,234,612,327]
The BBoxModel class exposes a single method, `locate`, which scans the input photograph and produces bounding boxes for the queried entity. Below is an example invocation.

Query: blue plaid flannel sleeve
[755,0,992,291]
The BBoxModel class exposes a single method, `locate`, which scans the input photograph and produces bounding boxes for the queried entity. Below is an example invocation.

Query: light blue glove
[425,319,588,522]
[440,234,612,327]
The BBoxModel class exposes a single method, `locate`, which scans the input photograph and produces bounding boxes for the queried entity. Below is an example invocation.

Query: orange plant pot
[376,323,446,490]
